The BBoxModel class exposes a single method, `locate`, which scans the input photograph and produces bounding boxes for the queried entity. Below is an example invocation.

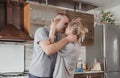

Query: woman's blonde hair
[68,18,88,39]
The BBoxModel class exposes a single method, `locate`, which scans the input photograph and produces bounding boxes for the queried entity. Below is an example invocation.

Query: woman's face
[65,26,72,35]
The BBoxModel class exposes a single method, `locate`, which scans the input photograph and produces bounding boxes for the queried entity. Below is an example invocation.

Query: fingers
[66,34,77,42]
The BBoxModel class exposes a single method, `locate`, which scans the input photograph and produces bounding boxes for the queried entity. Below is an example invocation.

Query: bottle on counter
[82,62,87,71]
[75,60,83,72]
[91,58,101,71]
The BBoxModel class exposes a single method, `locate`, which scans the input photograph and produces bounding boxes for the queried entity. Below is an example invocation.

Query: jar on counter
[82,63,87,70]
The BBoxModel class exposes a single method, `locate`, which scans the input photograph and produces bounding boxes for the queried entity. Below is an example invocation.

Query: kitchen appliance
[0,44,24,73]
[103,25,120,78]
[86,24,120,78]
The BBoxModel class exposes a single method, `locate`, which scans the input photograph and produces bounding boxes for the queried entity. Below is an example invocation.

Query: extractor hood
[0,24,32,42]
[0,1,32,42]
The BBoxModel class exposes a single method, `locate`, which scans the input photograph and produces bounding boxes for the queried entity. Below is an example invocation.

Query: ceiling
[72,0,120,10]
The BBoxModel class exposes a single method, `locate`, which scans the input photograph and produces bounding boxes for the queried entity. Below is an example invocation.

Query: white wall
[85,5,120,26]
[84,4,120,26]
[106,5,120,25]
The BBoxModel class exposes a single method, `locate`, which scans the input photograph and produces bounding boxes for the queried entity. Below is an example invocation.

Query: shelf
[74,71,104,75]
[10,0,26,3]
[9,0,28,6]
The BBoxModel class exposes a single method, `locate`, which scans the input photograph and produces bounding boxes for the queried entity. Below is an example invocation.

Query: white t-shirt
[53,43,81,78]
[29,27,58,77]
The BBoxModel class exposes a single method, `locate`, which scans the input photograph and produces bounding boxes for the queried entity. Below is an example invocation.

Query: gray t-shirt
[29,27,57,77]
[53,43,80,78]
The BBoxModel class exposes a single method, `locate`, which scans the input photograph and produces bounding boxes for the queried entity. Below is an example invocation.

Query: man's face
[56,16,69,33]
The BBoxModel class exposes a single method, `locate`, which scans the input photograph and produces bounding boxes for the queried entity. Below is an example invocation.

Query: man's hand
[66,34,77,42]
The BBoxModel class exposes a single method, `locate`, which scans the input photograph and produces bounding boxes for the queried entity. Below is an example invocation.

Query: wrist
[64,37,69,43]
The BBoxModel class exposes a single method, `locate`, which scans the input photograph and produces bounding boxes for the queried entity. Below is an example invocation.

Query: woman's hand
[66,34,77,43]
[49,19,60,44]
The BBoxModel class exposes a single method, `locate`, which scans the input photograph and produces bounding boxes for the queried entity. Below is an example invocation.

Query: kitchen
[0,0,120,78]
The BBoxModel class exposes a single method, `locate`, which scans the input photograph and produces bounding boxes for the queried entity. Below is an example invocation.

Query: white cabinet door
[0,44,24,73]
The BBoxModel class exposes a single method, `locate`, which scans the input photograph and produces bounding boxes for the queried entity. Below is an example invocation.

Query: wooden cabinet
[90,73,103,78]
[75,74,88,78]
[0,1,7,31]
[74,72,103,78]
[0,0,27,31]
[0,0,32,41]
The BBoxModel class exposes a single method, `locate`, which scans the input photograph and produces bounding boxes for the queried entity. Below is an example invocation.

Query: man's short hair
[56,13,68,18]
[57,13,66,16]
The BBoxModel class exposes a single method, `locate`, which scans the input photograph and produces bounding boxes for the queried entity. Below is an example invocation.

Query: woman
[53,18,88,78]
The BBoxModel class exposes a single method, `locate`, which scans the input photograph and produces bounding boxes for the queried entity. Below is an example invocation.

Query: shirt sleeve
[34,27,49,45]
[58,43,74,56]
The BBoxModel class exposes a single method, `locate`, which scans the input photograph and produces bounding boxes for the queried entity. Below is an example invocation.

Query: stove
[0,72,28,78]
[3,76,28,78]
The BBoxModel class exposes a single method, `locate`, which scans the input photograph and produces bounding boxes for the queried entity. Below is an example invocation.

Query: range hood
[0,24,32,41]
[0,1,32,42]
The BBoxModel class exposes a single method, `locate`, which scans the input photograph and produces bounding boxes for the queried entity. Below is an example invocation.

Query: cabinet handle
[104,73,108,78]
[87,75,89,78]
[89,75,91,78]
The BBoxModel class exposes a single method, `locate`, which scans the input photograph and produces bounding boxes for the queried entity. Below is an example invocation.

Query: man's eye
[64,22,68,25]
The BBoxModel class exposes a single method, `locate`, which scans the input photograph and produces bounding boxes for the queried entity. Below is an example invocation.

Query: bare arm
[49,19,60,44]
[39,34,77,55]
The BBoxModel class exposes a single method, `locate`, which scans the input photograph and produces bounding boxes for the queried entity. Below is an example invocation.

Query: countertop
[74,71,104,74]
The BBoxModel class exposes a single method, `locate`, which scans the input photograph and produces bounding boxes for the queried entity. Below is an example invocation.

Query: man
[29,13,77,78]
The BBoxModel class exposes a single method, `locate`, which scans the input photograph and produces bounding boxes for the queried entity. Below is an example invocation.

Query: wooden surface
[23,3,30,34]
[74,73,103,78]
[0,24,32,41]
[0,3,6,31]
[7,1,13,24]
[0,1,32,41]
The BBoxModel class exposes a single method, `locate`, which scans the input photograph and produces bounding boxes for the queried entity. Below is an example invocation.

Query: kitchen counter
[0,72,28,78]
[74,71,104,74]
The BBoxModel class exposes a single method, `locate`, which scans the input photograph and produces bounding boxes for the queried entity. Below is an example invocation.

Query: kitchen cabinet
[90,73,103,78]
[0,0,30,34]
[74,72,103,78]
[0,1,7,31]
[74,74,87,78]
[0,0,32,41]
